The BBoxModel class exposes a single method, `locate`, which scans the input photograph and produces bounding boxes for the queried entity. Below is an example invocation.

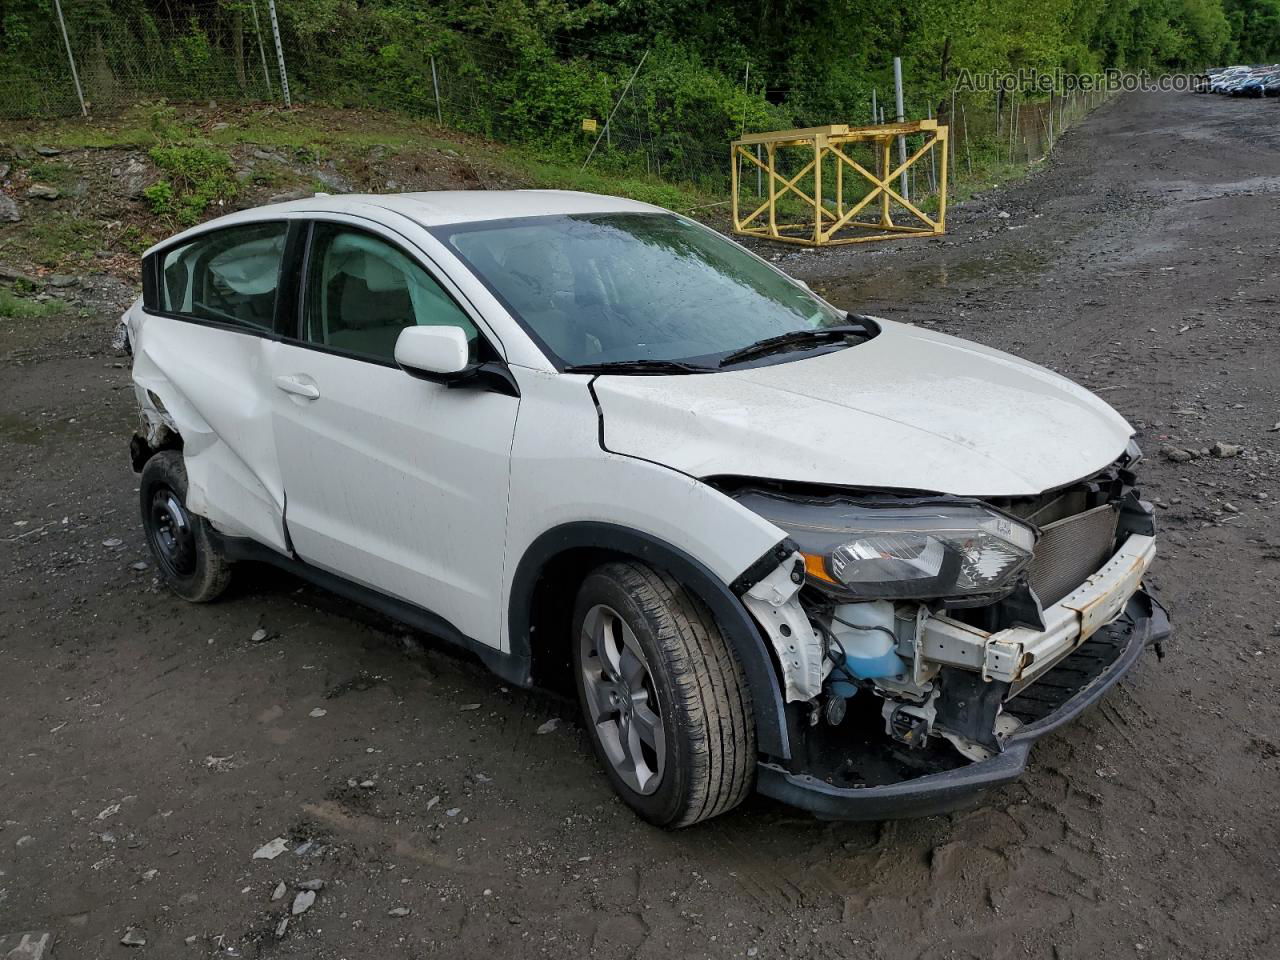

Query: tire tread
[592,561,755,827]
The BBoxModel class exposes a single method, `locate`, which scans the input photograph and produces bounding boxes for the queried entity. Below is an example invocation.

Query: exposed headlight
[733,491,1038,600]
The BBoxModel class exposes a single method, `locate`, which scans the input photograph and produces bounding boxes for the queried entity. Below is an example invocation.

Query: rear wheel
[571,561,755,828]
[139,451,232,603]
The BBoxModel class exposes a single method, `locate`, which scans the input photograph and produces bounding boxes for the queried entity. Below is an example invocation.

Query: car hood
[593,319,1133,497]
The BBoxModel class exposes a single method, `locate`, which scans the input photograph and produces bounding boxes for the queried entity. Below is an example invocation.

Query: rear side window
[301,222,478,363]
[153,221,288,333]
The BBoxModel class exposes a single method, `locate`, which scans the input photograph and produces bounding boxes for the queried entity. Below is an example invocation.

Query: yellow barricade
[731,120,948,246]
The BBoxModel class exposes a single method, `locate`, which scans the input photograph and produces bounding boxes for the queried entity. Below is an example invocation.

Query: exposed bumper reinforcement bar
[917,533,1156,685]
[756,588,1169,820]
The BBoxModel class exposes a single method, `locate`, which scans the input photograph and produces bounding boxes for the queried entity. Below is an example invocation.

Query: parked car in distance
[121,190,1170,827]
[1205,63,1280,95]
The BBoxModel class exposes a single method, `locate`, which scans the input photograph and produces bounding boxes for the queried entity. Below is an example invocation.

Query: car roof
[143,189,666,255]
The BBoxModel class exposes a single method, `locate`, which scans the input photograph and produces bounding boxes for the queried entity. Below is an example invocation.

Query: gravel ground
[2,90,1279,959]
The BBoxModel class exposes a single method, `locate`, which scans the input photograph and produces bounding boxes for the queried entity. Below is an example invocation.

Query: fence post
[738,62,750,193]
[927,103,937,191]
[949,90,956,187]
[431,56,443,124]
[266,0,291,107]
[249,0,274,96]
[51,0,86,116]
[893,56,907,200]
[871,89,880,182]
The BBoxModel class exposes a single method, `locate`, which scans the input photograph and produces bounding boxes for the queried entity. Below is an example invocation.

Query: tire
[571,561,755,828]
[139,451,233,603]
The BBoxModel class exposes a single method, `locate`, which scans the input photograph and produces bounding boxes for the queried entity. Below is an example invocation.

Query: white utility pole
[51,0,86,116]
[266,0,291,107]
[893,56,907,200]
[739,62,749,195]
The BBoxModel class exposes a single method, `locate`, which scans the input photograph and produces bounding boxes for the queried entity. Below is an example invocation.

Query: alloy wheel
[578,603,666,794]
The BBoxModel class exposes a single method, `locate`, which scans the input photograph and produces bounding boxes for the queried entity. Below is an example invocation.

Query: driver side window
[302,223,478,363]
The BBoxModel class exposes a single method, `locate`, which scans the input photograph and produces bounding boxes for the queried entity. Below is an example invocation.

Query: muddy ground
[2,90,1279,959]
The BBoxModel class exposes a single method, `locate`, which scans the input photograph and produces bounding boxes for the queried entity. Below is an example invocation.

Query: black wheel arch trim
[508,521,792,760]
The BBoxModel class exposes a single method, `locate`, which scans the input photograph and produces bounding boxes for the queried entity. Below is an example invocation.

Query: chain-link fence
[0,1,275,118]
[1,1,1110,202]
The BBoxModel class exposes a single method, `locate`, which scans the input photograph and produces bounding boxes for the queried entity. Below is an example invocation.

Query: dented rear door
[131,220,292,552]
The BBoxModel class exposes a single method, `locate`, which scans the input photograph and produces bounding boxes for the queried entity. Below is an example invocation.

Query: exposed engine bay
[727,451,1164,789]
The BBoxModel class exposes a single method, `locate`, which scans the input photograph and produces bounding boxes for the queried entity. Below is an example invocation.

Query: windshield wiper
[718,319,876,368]
[563,358,715,375]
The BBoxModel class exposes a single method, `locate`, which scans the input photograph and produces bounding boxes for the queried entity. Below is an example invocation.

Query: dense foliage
[3,0,1277,183]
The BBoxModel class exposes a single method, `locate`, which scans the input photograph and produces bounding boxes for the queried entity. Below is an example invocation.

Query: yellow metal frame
[731,120,948,246]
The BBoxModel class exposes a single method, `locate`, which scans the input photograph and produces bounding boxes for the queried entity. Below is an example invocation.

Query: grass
[0,95,1110,274]
[23,160,76,187]
[0,288,68,319]
[205,105,714,210]
[2,95,1110,215]
[0,212,103,268]
[0,101,713,213]
[493,149,710,210]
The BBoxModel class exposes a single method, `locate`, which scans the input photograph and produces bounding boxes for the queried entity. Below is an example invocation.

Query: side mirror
[395,325,470,379]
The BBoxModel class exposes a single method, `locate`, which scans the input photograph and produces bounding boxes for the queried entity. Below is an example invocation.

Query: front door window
[302,224,478,363]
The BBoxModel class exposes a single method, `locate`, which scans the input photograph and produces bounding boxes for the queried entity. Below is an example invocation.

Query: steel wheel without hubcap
[578,603,666,795]
[148,488,197,579]
[138,451,233,603]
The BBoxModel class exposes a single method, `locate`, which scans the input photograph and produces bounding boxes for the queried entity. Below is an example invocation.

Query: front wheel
[139,451,233,603]
[571,562,755,828]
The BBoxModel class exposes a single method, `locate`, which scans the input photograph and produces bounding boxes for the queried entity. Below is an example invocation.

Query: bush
[146,144,237,225]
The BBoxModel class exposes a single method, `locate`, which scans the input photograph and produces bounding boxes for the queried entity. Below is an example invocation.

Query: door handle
[274,375,320,399]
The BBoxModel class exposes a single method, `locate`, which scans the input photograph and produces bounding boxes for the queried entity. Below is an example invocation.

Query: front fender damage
[742,552,830,702]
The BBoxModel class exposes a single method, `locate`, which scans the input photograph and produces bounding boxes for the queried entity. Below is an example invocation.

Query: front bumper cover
[756,588,1170,820]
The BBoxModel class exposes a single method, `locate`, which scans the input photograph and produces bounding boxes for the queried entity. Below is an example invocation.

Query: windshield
[438,212,850,367]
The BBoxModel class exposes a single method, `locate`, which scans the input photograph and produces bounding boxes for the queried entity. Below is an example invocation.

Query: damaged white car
[121,190,1169,827]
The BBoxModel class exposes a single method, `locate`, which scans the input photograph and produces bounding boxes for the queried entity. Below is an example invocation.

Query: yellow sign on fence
[731,120,948,246]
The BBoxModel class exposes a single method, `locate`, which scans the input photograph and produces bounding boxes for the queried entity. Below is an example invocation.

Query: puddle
[817,247,1049,306]
[0,412,75,445]
[1159,175,1280,202]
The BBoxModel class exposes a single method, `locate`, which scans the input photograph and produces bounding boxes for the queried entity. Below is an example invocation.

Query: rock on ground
[0,932,53,959]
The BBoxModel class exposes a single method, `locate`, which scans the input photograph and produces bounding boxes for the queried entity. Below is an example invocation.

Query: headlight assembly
[734,490,1038,601]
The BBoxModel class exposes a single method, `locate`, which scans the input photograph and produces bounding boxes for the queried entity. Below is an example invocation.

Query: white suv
[121,190,1169,827]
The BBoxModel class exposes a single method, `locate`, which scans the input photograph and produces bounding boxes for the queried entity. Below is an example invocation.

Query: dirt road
[2,90,1279,959]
